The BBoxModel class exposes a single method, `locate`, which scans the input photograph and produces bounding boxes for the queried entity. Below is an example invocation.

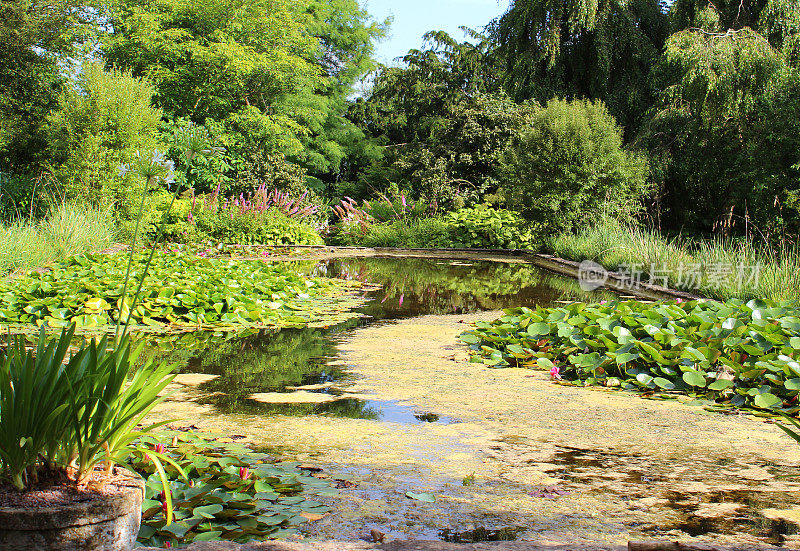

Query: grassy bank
[0,203,116,276]
[549,217,800,302]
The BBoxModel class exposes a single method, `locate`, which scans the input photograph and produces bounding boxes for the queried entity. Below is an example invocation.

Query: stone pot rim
[0,469,145,531]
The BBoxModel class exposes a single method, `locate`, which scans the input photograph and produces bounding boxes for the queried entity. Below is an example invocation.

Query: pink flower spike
[239,466,250,480]
[600,300,607,305]
[550,365,562,380]
[399,294,404,307]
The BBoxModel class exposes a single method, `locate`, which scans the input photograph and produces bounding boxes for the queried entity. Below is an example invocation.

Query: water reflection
[138,256,615,420]
[312,257,615,320]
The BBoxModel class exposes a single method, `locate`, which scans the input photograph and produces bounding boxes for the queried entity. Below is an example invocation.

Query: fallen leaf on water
[299,512,327,521]
[405,491,436,503]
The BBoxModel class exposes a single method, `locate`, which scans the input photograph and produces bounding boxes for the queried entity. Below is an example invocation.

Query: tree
[0,0,97,171]
[639,27,800,236]
[500,98,650,232]
[345,31,520,203]
[103,0,386,188]
[488,0,669,133]
[45,63,163,206]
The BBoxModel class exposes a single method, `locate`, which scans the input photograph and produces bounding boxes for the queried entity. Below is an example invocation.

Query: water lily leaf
[537,357,555,369]
[192,531,224,541]
[161,521,192,538]
[193,504,224,519]
[754,392,781,409]
[653,377,675,390]
[682,371,706,388]
[708,379,734,390]
[527,322,550,336]
[405,491,436,503]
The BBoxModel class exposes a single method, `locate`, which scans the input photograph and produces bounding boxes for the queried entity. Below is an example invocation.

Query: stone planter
[0,471,145,551]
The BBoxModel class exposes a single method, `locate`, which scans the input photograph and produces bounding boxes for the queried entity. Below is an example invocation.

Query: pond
[143,254,800,548]
[140,256,611,422]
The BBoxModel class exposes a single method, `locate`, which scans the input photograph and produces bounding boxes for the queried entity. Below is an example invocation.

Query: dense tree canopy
[0,0,98,169]
[487,0,670,131]
[103,0,385,180]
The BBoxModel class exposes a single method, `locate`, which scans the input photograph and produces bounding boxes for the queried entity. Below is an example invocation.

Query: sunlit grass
[550,216,800,301]
[0,203,116,275]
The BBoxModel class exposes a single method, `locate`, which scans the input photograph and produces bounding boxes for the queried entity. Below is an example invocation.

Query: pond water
[140,257,611,423]
[142,254,800,547]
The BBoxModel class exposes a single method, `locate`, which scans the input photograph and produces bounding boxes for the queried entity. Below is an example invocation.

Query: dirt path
[152,312,800,548]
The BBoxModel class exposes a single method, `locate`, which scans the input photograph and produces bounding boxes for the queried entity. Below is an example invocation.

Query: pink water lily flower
[153,443,166,454]
[550,365,562,380]
[239,466,251,480]
[676,298,684,303]
[600,300,607,305]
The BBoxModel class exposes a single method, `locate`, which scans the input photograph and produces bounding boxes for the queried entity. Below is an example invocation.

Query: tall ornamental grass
[550,216,800,301]
[0,203,115,275]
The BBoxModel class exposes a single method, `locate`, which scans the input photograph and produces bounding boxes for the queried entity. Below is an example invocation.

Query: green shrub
[357,218,453,248]
[45,62,163,206]
[499,98,650,232]
[445,205,536,249]
[120,191,322,246]
[193,208,322,246]
[332,204,537,250]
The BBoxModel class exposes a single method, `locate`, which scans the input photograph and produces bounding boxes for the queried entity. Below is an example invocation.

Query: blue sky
[363,0,511,65]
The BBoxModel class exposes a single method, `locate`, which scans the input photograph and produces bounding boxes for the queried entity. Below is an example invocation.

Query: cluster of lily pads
[460,299,800,413]
[0,248,366,330]
[134,432,337,547]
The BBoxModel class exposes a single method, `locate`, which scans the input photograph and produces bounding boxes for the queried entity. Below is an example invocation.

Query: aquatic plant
[134,432,336,547]
[461,298,800,413]
[0,248,366,330]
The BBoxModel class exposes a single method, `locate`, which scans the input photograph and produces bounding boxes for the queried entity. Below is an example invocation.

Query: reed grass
[0,203,116,276]
[550,216,800,301]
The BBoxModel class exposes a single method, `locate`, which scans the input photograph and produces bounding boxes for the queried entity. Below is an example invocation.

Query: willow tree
[488,0,669,132]
[640,26,800,235]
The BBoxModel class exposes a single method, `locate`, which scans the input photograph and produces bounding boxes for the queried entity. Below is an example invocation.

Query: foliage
[45,62,163,206]
[331,205,535,250]
[488,0,669,131]
[461,299,800,413]
[549,216,800,301]
[0,325,175,490]
[444,205,535,249]
[641,27,800,236]
[334,218,454,249]
[125,189,324,245]
[347,33,530,204]
[0,249,365,330]
[500,98,650,232]
[0,202,116,276]
[0,0,100,170]
[104,0,385,180]
[134,432,337,546]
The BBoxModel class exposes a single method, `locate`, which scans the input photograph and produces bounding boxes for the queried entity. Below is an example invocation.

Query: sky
[362,0,512,66]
